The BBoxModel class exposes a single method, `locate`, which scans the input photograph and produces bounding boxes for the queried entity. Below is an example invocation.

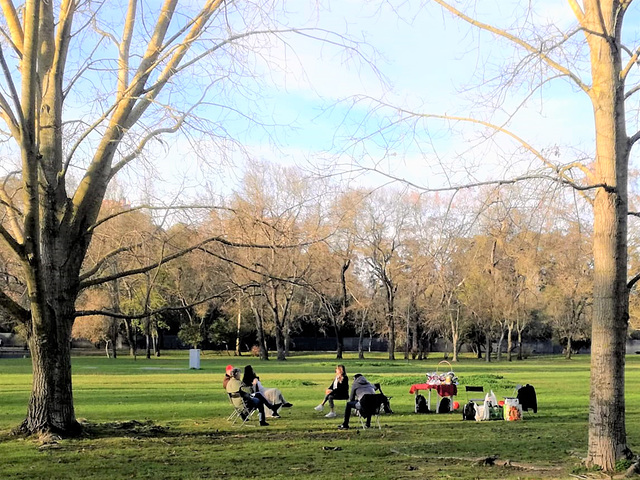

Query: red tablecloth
[409,383,457,397]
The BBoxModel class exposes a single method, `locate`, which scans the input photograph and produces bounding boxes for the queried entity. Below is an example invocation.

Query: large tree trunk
[584,0,631,469]
[20,306,80,435]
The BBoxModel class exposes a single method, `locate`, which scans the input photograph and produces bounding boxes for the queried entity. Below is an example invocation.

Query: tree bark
[235,309,242,356]
[496,325,505,362]
[506,322,513,362]
[484,329,491,363]
[517,328,524,360]
[385,282,396,360]
[123,318,136,358]
[583,0,631,469]
[565,336,572,360]
[20,306,80,435]
[357,310,366,360]
[250,300,268,361]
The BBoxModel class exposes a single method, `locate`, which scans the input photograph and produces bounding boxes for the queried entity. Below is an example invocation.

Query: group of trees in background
[1,163,611,364]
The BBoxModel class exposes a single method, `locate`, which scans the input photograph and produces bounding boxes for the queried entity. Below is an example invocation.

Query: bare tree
[355,190,410,360]
[0,0,360,436]
[336,0,635,469]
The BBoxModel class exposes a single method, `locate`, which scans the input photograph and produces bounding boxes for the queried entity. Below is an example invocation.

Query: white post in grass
[189,349,201,369]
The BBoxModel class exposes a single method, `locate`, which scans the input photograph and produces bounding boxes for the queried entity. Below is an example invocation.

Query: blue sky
[201,0,599,195]
[51,0,637,205]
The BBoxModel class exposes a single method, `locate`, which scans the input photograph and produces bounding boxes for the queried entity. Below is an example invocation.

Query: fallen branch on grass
[389,449,564,472]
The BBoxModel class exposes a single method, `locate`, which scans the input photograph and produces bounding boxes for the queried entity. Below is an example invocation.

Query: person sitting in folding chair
[337,373,376,430]
[225,368,281,427]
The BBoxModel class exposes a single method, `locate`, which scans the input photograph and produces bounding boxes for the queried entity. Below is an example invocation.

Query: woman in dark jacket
[315,365,349,418]
[242,365,292,416]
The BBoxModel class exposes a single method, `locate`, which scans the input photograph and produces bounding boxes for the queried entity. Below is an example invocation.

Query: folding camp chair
[465,385,484,403]
[227,392,257,427]
[374,383,393,414]
[357,393,388,430]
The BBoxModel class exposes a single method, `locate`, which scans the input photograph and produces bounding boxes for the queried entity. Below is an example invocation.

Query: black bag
[415,394,429,413]
[462,401,476,421]
[438,397,451,413]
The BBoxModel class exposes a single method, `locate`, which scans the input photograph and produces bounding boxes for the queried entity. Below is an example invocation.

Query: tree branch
[620,46,640,81]
[117,0,137,98]
[79,243,146,282]
[78,233,311,290]
[109,101,199,178]
[0,287,30,324]
[0,0,24,56]
[432,0,589,94]
[352,97,600,200]
[75,290,232,319]
[124,0,225,129]
[629,129,640,147]
[0,171,24,243]
[0,45,23,137]
[567,0,586,23]
[628,272,640,291]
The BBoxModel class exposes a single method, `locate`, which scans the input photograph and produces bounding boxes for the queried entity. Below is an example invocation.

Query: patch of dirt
[80,419,169,438]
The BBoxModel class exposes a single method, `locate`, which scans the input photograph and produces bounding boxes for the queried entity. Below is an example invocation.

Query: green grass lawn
[1,351,638,479]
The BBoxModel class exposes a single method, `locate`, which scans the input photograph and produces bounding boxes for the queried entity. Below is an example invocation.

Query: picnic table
[409,361,458,412]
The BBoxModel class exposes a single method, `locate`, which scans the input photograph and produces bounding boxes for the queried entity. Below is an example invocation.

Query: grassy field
[1,351,639,479]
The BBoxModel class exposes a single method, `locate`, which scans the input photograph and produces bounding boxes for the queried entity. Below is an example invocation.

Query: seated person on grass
[223,364,234,389]
[225,368,281,427]
[242,365,293,416]
[315,364,349,418]
[337,373,376,430]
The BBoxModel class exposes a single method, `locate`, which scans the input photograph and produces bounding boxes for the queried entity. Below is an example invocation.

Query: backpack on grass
[438,397,451,413]
[415,394,429,413]
[462,401,476,421]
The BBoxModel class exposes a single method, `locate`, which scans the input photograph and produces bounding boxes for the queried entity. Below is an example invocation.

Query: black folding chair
[374,383,393,414]
[465,385,484,404]
[358,393,388,430]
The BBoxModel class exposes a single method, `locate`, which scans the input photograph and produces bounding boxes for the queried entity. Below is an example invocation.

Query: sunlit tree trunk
[249,297,268,360]
[582,1,631,469]
[235,309,242,356]
[123,318,137,358]
[517,329,524,360]
[357,308,368,360]
[484,328,491,363]
[565,335,573,360]
[505,321,512,362]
